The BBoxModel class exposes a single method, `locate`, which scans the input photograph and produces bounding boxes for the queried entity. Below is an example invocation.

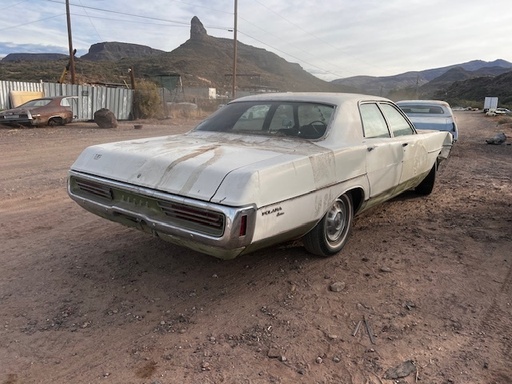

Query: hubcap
[326,200,346,243]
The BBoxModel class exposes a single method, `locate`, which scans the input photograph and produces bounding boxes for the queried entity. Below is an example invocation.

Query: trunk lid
[71,132,326,205]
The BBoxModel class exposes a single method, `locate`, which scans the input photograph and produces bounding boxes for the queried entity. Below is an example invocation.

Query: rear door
[360,103,403,200]
[379,103,429,188]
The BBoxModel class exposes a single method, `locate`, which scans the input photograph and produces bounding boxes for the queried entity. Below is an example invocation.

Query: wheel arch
[47,115,65,126]
[346,187,365,214]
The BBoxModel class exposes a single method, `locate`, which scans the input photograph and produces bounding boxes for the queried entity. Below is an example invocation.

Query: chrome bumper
[68,171,257,259]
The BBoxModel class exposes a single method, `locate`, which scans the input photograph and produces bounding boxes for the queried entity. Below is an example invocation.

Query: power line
[237,15,347,80]
[5,1,361,80]
[46,0,232,31]
[236,29,344,80]
[250,0,377,77]
[161,0,232,15]
[0,14,64,33]
[77,0,102,41]
[69,13,190,28]
[0,0,29,11]
[44,0,223,29]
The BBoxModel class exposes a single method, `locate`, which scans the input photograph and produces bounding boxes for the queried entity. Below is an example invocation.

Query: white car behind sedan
[397,100,458,142]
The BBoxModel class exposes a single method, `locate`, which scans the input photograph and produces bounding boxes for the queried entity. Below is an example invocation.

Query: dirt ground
[0,111,511,384]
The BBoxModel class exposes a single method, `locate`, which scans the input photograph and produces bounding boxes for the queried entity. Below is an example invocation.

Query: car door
[360,103,404,201]
[379,103,429,190]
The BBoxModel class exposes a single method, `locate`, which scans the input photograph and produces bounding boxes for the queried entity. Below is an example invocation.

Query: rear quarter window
[360,103,390,138]
[380,104,415,137]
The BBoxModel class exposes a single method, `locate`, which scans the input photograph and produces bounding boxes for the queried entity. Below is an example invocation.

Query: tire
[303,193,354,257]
[415,163,436,195]
[48,117,63,127]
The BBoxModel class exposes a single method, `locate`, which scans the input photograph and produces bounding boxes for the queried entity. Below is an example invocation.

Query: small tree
[132,79,162,119]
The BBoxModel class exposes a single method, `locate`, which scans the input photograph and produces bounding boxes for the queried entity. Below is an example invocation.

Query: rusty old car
[0,96,75,127]
[68,93,452,259]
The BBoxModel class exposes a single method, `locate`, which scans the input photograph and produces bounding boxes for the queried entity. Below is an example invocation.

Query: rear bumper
[68,171,257,259]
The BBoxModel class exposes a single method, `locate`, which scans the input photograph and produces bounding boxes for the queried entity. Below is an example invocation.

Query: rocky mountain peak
[190,16,208,41]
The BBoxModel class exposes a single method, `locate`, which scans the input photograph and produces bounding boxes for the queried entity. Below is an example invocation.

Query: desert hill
[386,65,512,101]
[117,17,347,92]
[2,53,69,62]
[81,42,165,61]
[332,59,512,97]
[1,16,512,104]
[0,17,350,94]
[440,70,512,104]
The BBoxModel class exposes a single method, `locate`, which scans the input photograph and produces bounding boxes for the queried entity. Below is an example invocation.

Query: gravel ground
[0,111,511,384]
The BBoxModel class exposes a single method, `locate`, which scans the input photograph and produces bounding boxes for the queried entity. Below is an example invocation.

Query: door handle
[367,146,375,152]
[402,142,409,147]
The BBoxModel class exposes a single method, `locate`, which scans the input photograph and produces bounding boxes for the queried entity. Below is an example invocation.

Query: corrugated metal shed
[0,80,43,110]
[1,80,133,121]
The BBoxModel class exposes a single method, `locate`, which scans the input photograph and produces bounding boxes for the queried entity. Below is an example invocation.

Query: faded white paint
[69,92,452,259]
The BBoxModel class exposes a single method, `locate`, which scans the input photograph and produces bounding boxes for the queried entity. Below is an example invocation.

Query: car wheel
[303,193,354,257]
[415,163,436,195]
[48,117,63,126]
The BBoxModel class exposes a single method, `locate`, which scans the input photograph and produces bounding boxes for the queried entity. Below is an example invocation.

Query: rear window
[399,105,445,114]
[60,98,71,107]
[194,100,335,139]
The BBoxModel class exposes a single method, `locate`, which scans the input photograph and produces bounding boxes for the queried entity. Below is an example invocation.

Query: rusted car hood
[70,131,354,206]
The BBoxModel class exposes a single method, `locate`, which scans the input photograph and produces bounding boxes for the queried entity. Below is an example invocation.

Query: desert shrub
[500,96,512,105]
[496,116,512,125]
[447,98,472,108]
[166,102,202,119]
[132,80,162,119]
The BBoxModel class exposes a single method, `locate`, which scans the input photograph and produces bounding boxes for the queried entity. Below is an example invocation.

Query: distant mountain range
[1,17,511,105]
[2,52,69,62]
[332,59,512,98]
[2,42,165,62]
[0,17,346,93]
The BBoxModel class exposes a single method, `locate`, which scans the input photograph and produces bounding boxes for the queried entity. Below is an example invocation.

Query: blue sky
[1,0,511,80]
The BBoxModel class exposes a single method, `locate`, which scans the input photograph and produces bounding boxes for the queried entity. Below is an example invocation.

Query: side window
[35,100,51,107]
[232,104,270,132]
[297,104,333,126]
[380,103,415,137]
[360,103,390,138]
[61,98,71,107]
[269,104,294,131]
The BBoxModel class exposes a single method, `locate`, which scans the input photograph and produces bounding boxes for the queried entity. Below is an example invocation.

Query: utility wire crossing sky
[1,0,511,81]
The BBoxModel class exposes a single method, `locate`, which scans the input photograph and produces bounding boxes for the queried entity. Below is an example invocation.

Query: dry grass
[496,116,512,125]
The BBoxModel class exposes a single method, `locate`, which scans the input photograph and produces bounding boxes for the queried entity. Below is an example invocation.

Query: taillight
[239,215,247,236]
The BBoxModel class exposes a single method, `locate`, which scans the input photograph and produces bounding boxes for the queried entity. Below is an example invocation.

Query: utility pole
[129,67,136,90]
[65,0,76,84]
[231,0,238,99]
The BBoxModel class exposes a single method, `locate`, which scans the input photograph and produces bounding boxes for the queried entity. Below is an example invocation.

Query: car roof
[231,92,390,105]
[31,96,77,100]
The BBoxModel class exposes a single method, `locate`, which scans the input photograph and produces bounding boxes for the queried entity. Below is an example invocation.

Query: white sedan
[68,93,452,259]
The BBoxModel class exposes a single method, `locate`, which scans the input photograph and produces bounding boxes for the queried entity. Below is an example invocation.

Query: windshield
[194,100,335,139]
